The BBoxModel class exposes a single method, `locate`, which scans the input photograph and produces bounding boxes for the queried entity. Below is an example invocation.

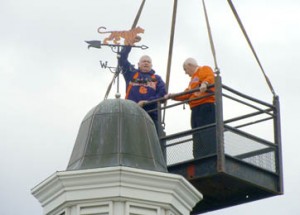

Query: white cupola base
[31,166,202,215]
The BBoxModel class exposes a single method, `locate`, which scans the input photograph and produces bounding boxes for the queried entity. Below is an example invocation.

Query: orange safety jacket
[173,66,215,109]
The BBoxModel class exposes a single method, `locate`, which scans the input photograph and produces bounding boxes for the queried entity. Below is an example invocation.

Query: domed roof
[67,99,167,172]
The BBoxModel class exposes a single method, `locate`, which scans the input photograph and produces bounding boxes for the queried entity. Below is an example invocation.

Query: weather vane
[85,26,148,99]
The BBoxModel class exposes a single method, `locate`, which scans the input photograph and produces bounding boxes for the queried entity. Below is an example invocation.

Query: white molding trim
[32,166,202,215]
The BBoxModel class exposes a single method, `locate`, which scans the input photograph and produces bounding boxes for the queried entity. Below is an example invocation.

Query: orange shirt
[174,66,215,109]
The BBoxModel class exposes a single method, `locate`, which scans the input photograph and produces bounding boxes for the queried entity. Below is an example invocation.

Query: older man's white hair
[139,55,152,63]
[183,58,198,67]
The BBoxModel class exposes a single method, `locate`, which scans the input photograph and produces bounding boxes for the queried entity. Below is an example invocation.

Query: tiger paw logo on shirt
[139,86,148,94]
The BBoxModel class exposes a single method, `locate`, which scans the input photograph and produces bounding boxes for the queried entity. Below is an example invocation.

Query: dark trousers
[144,106,166,160]
[191,103,216,158]
[153,118,166,160]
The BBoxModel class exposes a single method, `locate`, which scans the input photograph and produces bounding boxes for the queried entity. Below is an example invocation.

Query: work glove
[199,82,208,93]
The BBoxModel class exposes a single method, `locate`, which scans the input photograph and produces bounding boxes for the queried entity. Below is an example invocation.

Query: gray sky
[1,0,299,214]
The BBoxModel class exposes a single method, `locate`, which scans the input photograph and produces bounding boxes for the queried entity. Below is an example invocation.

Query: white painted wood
[32,166,202,215]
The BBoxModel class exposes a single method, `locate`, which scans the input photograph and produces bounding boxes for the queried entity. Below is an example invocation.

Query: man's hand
[138,100,147,107]
[164,94,173,100]
[134,36,141,43]
[199,82,208,93]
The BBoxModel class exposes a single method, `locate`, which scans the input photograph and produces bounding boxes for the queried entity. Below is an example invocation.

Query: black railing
[144,74,282,185]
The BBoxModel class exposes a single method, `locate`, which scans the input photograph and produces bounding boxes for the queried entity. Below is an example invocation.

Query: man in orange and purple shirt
[119,46,166,135]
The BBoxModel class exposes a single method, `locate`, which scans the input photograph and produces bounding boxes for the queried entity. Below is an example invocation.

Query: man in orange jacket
[165,57,216,158]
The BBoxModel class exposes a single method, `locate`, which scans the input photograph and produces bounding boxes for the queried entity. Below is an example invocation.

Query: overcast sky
[1,0,299,214]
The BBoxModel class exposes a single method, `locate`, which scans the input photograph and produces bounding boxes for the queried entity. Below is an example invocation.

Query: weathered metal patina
[67,99,167,172]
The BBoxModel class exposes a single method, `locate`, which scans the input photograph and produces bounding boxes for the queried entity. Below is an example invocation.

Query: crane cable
[104,0,146,99]
[163,0,218,124]
[162,0,178,126]
[202,0,220,73]
[165,0,178,94]
[131,0,146,29]
[227,0,276,97]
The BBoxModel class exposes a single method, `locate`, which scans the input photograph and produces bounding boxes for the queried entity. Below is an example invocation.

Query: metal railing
[144,74,282,178]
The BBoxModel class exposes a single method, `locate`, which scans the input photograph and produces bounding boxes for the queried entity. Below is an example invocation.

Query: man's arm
[119,46,132,72]
[119,46,136,83]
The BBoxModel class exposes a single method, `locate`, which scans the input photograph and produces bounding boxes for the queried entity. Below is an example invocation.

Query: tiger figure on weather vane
[85,26,147,50]
[98,26,144,46]
[85,26,148,99]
